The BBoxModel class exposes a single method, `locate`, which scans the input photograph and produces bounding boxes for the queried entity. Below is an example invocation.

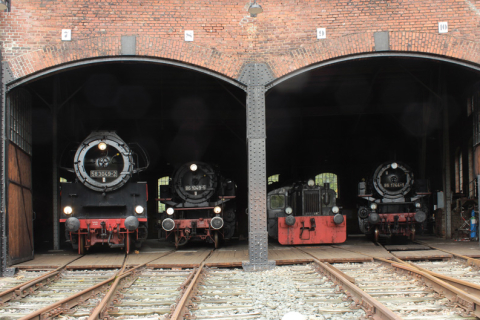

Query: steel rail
[334,245,480,316]
[170,262,206,320]
[391,262,480,317]
[88,249,176,319]
[297,249,401,320]
[87,263,129,320]
[18,250,176,320]
[18,255,128,320]
[0,255,83,304]
[170,251,213,320]
[415,242,480,268]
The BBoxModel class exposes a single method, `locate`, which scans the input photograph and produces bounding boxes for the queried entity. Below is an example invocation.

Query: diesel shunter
[60,131,149,254]
[267,179,346,245]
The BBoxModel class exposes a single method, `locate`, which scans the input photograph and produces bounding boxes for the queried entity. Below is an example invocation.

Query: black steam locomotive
[267,179,346,245]
[60,131,149,254]
[158,161,236,248]
[358,161,430,241]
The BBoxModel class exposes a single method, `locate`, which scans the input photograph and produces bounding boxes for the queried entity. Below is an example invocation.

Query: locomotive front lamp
[307,179,315,187]
[98,142,107,151]
[213,206,222,214]
[415,203,421,208]
[332,206,339,214]
[64,206,73,215]
[166,207,175,215]
[190,164,198,171]
[135,205,144,214]
[370,203,377,210]
[391,162,398,169]
[285,206,293,215]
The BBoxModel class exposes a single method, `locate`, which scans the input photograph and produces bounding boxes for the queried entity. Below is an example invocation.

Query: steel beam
[53,76,59,250]
[239,63,275,272]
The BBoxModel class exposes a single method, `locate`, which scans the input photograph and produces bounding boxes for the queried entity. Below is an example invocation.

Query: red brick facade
[1,0,480,81]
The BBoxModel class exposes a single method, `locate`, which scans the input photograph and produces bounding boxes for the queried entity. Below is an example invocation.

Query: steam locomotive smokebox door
[277,216,346,245]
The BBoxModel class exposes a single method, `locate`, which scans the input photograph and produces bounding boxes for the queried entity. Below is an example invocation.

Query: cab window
[270,195,285,209]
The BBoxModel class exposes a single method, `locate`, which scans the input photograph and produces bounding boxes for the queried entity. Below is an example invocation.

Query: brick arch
[6,32,480,88]
[6,36,243,85]
[264,32,480,81]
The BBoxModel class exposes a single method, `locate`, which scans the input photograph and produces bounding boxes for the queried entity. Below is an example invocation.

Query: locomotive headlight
[166,207,175,215]
[285,206,293,215]
[415,203,422,209]
[332,206,340,214]
[190,164,198,171]
[391,162,398,169]
[135,205,144,214]
[98,142,107,151]
[213,206,222,214]
[370,203,377,210]
[307,179,315,187]
[64,206,73,215]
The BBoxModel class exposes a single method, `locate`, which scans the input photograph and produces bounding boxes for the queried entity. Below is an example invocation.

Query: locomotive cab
[267,180,346,245]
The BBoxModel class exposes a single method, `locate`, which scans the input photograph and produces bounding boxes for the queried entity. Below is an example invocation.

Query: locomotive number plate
[383,183,405,188]
[185,185,206,191]
[90,170,118,178]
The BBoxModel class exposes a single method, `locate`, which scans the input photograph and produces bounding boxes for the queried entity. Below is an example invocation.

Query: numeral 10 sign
[438,22,448,33]
[317,28,326,39]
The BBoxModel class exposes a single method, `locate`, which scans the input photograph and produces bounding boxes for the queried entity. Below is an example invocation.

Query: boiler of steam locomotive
[60,131,149,254]
[158,161,236,248]
[358,161,430,241]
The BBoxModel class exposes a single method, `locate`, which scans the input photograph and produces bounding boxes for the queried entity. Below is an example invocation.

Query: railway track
[0,268,118,319]
[1,245,480,319]
[333,261,475,319]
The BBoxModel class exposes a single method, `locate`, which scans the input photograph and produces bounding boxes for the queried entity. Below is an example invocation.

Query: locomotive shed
[3,3,480,319]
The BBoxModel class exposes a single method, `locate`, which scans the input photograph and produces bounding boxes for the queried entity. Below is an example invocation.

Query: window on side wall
[315,173,338,198]
[268,174,280,185]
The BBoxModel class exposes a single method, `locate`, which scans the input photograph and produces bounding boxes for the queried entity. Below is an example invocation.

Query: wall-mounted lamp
[0,0,9,11]
[248,0,263,17]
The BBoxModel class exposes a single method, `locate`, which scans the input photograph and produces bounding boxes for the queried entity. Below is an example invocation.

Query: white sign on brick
[438,22,448,34]
[61,29,71,41]
[317,28,326,39]
[185,30,194,42]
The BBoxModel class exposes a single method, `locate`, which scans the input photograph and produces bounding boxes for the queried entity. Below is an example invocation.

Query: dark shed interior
[22,56,480,250]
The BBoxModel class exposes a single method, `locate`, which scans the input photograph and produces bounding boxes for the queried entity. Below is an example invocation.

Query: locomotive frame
[358,161,430,242]
[59,131,149,254]
[267,179,346,245]
[158,161,236,248]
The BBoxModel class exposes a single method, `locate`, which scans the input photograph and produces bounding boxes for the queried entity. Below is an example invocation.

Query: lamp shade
[248,2,263,15]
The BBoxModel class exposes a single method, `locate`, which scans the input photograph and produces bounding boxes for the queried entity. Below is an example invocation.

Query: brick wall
[1,0,480,81]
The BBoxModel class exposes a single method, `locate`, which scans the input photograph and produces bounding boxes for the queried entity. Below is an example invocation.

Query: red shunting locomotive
[358,161,430,241]
[60,131,149,254]
[267,179,346,245]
